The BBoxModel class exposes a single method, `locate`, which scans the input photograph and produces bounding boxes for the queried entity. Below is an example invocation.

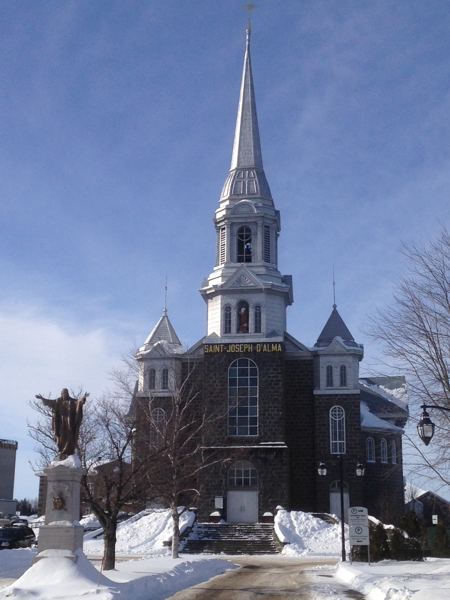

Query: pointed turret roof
[220,29,272,202]
[231,28,263,171]
[315,305,357,348]
[144,309,181,346]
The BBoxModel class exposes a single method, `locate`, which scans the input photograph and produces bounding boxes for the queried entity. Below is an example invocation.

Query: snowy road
[167,557,365,600]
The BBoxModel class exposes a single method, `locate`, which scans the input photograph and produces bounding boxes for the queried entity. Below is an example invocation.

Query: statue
[35,389,89,459]
[238,306,249,333]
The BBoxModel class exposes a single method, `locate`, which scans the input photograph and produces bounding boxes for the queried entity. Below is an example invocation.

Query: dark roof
[315,306,357,348]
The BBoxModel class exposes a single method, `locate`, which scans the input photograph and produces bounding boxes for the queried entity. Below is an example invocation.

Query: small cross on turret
[242,1,259,29]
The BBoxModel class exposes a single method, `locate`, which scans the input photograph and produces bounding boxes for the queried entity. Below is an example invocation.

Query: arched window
[326,365,334,388]
[228,358,258,436]
[381,438,388,463]
[237,300,250,334]
[330,406,346,454]
[150,408,165,449]
[161,368,169,390]
[340,365,347,387]
[228,461,258,487]
[148,368,156,390]
[392,440,397,464]
[254,305,262,334]
[237,226,252,263]
[224,305,232,334]
[366,437,375,462]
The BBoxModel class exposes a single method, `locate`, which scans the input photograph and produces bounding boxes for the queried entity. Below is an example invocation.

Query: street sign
[348,506,369,528]
[349,525,369,546]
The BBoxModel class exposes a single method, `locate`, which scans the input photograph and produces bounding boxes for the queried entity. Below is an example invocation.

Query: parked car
[9,516,28,526]
[0,513,12,527]
[0,527,36,549]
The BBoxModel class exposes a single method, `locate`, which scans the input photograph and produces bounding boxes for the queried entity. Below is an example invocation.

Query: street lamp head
[417,405,435,446]
[318,461,327,477]
[356,462,365,477]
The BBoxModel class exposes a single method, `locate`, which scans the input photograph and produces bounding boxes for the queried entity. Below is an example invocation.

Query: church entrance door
[227,490,258,523]
[329,481,349,523]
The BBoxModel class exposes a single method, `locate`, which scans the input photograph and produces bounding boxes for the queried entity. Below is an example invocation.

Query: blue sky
[1,1,450,501]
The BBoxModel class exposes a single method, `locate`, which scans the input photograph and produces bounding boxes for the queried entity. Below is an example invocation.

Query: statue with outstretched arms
[35,388,89,459]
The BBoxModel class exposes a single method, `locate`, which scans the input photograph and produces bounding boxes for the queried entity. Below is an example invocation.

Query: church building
[134,26,408,525]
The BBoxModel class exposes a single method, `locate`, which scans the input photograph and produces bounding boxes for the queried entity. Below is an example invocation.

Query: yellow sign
[204,343,283,354]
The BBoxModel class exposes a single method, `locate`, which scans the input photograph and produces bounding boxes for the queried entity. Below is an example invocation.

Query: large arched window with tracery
[150,407,166,449]
[228,358,258,436]
[237,226,252,263]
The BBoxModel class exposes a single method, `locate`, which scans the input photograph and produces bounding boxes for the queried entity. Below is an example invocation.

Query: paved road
[167,556,365,600]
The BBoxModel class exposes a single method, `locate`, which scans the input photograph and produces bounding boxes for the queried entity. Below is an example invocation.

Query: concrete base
[38,461,85,555]
[37,524,84,554]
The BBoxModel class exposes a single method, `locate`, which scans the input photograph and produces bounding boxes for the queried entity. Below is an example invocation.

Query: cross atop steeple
[242,1,259,30]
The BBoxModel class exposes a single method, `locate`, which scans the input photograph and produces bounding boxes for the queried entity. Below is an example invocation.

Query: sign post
[348,507,370,565]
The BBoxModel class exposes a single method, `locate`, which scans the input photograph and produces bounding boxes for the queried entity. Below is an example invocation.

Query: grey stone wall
[313,394,364,514]
[284,357,317,512]
[361,432,404,524]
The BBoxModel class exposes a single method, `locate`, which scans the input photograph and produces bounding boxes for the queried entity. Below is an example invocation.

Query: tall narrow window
[366,437,375,462]
[392,440,397,464]
[237,300,249,334]
[326,365,334,387]
[161,368,169,390]
[330,406,346,454]
[224,306,232,334]
[150,408,165,449]
[340,365,347,387]
[237,226,252,263]
[264,226,271,263]
[228,358,258,436]
[254,305,262,334]
[381,438,388,463]
[148,368,156,390]
[220,227,226,264]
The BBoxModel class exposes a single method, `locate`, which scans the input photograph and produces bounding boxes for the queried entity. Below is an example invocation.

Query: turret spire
[220,25,272,202]
[230,27,263,171]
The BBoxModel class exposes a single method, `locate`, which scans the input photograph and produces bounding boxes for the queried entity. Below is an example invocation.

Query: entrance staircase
[181,523,282,555]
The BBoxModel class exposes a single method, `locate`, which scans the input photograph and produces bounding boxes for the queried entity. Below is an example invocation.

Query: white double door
[227,490,258,523]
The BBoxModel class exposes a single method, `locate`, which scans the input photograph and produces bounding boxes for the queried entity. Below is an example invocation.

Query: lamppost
[417,404,450,446]
[318,458,365,562]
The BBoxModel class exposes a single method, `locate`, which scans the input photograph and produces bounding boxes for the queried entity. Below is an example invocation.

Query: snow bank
[83,508,196,555]
[275,510,349,556]
[336,559,450,600]
[0,550,236,600]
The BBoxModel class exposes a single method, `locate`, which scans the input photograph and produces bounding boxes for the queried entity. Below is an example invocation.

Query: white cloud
[0,303,128,500]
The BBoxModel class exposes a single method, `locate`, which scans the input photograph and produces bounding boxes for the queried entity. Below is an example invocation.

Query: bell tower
[200,28,293,340]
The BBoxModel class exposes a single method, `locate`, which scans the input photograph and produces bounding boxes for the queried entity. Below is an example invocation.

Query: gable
[222,265,263,290]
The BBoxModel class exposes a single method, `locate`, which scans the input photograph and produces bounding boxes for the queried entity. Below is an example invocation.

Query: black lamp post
[318,458,365,562]
[416,404,450,446]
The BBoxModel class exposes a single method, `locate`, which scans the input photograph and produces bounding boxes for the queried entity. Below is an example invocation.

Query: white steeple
[200,27,293,341]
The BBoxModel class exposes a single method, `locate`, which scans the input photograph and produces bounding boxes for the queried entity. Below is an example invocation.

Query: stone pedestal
[36,460,85,558]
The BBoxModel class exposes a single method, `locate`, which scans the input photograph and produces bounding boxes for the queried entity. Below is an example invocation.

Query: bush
[400,510,421,539]
[371,523,391,562]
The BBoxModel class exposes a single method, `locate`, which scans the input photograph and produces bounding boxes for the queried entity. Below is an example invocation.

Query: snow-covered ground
[0,549,236,599]
[275,509,350,556]
[336,559,450,600]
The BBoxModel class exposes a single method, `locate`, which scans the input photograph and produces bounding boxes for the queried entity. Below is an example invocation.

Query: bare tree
[134,361,227,559]
[365,227,450,489]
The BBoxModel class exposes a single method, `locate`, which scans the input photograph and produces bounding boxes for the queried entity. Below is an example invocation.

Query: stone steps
[182,523,282,555]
